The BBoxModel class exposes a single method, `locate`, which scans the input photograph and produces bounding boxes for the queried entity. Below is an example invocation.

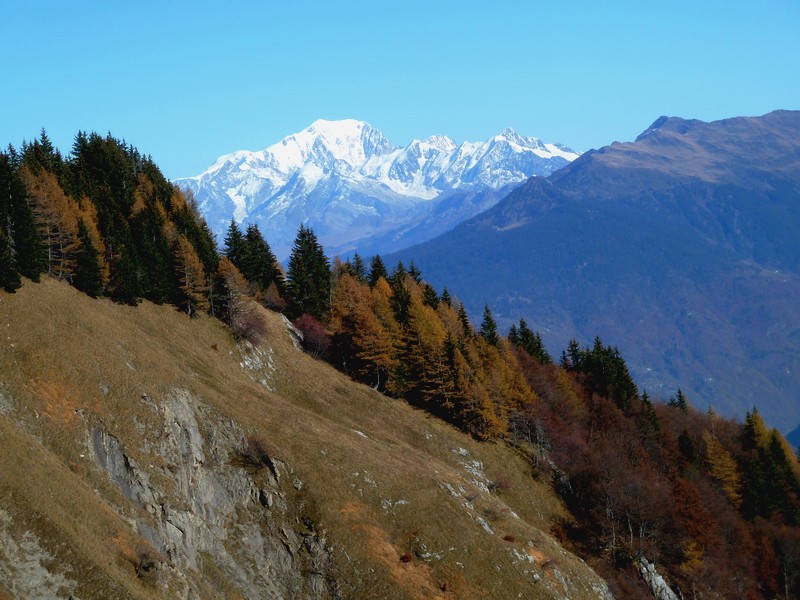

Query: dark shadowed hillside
[388,110,800,432]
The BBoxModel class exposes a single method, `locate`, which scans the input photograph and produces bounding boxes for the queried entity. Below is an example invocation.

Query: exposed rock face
[91,388,337,599]
[638,558,679,600]
[0,509,81,600]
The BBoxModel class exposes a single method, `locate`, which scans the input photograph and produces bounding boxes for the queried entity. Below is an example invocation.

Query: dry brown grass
[0,279,609,599]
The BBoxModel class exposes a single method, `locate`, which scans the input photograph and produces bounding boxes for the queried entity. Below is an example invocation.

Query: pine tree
[479,304,499,346]
[422,283,439,309]
[518,319,552,365]
[368,254,388,287]
[457,303,472,339]
[223,220,245,269]
[1,151,42,281]
[389,261,407,285]
[351,253,367,283]
[0,228,21,292]
[241,224,284,296]
[408,260,422,284]
[669,389,689,413]
[440,287,452,307]
[286,225,331,320]
[73,219,104,297]
[390,269,411,326]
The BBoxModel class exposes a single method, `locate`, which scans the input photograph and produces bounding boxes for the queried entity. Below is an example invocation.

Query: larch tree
[174,234,209,316]
[213,256,258,340]
[703,429,742,507]
[21,167,80,281]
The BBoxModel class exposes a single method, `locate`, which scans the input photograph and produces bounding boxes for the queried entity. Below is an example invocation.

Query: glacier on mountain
[176,119,579,259]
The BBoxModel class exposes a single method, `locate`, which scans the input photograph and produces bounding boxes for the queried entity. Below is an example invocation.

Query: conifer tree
[0,152,41,280]
[21,167,80,281]
[422,283,439,309]
[390,261,407,285]
[174,234,209,316]
[669,389,689,413]
[212,256,254,338]
[241,224,284,295]
[223,219,245,268]
[457,303,472,339]
[479,304,499,346]
[0,229,21,292]
[368,254,388,287]
[703,430,742,506]
[518,319,552,365]
[286,225,330,320]
[73,219,104,297]
[350,252,367,283]
[440,287,452,307]
[390,269,411,326]
[408,260,422,284]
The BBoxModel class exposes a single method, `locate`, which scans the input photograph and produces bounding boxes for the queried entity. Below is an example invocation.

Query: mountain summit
[177,120,578,258]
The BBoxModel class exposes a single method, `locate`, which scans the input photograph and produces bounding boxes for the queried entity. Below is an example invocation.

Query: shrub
[235,437,274,471]
[294,313,331,358]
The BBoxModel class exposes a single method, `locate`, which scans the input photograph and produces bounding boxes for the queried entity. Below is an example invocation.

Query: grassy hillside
[0,278,611,599]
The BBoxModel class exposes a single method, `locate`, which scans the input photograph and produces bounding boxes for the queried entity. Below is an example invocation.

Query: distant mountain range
[176,119,578,258]
[388,110,800,433]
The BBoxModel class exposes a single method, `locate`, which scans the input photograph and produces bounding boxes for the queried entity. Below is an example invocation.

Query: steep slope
[387,110,800,432]
[0,279,611,599]
[177,119,578,258]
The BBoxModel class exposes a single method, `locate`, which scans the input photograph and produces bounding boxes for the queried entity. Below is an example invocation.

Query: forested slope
[2,130,800,598]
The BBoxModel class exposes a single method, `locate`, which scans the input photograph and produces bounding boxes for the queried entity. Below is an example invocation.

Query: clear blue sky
[2,0,798,179]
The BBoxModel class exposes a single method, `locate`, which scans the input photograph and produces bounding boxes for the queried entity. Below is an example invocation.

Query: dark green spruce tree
[408,260,422,284]
[457,303,472,339]
[241,224,283,294]
[368,254,388,287]
[223,220,245,269]
[286,225,330,320]
[350,252,367,283]
[440,287,452,307]
[518,319,552,365]
[0,150,41,280]
[0,229,21,292]
[73,220,104,297]
[479,304,499,346]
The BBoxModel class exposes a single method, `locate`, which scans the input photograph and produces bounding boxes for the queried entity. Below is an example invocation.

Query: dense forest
[3,131,800,598]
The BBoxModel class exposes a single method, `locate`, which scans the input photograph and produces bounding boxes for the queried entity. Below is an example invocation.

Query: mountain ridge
[387,109,800,432]
[177,119,579,258]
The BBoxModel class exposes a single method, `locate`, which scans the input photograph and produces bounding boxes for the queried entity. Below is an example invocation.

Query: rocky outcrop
[0,509,81,600]
[638,557,679,600]
[91,388,337,599]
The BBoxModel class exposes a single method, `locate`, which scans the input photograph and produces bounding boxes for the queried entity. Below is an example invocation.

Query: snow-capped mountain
[176,119,579,259]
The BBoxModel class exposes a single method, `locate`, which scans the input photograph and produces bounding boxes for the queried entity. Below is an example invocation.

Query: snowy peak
[177,119,579,258]
[271,119,393,172]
